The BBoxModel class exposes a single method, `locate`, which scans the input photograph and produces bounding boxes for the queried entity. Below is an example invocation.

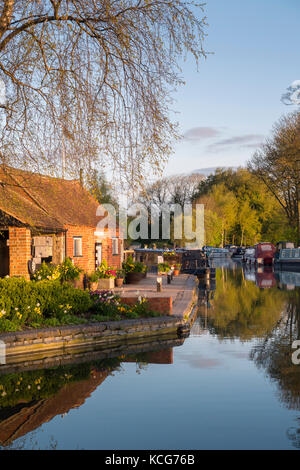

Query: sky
[164,0,300,176]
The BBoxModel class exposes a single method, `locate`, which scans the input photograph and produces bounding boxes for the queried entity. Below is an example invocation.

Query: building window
[95,243,102,267]
[73,236,82,257]
[112,238,119,255]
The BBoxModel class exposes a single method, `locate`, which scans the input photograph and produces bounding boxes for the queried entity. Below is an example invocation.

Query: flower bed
[88,290,160,322]
[0,278,161,332]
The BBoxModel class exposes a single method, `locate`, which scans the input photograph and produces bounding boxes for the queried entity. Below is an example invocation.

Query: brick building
[0,166,123,279]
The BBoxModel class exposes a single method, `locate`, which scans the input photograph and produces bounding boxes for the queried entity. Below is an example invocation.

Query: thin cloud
[183,126,221,142]
[207,134,264,152]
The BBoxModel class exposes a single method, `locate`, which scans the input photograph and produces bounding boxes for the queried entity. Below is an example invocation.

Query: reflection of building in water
[243,265,277,289]
[255,268,276,289]
[0,369,109,447]
[276,271,300,291]
[0,349,174,447]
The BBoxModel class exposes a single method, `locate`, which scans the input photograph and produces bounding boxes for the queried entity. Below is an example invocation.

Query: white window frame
[73,236,82,257]
[112,237,119,255]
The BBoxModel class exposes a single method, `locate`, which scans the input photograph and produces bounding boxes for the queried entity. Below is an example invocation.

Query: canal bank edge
[0,275,198,360]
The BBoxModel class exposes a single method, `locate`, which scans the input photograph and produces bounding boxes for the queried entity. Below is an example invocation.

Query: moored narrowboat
[254,243,275,266]
[276,247,300,270]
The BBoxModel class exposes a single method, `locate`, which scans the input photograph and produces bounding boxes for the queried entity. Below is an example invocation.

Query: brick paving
[115,273,197,318]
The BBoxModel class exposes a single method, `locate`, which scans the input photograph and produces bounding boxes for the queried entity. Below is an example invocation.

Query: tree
[86,169,118,206]
[248,112,300,244]
[193,168,291,245]
[0,1,207,182]
[134,173,204,245]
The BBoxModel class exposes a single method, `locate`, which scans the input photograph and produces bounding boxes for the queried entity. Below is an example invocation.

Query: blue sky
[164,0,300,176]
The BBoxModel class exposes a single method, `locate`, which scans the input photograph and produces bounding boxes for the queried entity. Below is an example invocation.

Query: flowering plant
[97,261,117,279]
[33,258,81,282]
[158,262,171,273]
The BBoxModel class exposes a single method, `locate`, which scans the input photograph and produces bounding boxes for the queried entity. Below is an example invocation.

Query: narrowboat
[206,247,231,258]
[276,248,300,270]
[243,247,255,264]
[274,241,295,261]
[253,243,276,266]
[232,247,245,260]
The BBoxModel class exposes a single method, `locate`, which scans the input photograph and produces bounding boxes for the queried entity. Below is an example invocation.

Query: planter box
[97,278,115,290]
[125,272,145,284]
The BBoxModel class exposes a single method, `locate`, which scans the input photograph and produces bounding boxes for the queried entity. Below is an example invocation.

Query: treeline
[193,168,292,246]
[131,167,293,248]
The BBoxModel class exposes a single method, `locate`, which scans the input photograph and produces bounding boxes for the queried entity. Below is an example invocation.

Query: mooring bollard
[157,277,162,292]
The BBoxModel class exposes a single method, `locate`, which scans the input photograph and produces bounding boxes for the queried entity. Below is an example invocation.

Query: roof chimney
[79,168,83,186]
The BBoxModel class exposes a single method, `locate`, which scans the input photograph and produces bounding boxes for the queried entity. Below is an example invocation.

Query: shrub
[33,257,82,283]
[33,262,60,281]
[88,271,100,283]
[0,277,92,329]
[58,257,82,282]
[122,255,147,274]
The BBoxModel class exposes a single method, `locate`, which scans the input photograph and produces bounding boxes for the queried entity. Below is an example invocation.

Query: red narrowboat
[254,243,276,266]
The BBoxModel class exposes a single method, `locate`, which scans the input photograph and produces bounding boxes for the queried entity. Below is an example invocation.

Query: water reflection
[198,264,300,448]
[0,264,300,449]
[0,341,180,447]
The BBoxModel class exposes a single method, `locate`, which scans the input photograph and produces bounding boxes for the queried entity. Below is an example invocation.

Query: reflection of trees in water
[199,267,300,448]
[199,269,286,340]
[250,291,300,411]
[249,291,300,449]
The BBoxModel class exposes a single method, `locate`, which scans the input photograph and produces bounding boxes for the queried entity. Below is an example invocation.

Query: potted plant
[59,257,83,288]
[88,271,100,291]
[173,264,181,276]
[122,256,147,284]
[115,269,125,288]
[158,262,171,275]
[97,261,116,289]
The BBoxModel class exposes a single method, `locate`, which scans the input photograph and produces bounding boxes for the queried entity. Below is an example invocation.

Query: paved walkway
[115,273,197,318]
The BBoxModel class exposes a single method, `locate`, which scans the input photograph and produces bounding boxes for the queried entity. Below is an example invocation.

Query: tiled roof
[0,166,100,230]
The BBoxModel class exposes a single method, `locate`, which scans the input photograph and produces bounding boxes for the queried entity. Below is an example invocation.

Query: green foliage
[58,257,82,282]
[33,258,82,283]
[86,169,118,206]
[0,277,92,331]
[88,271,100,282]
[202,269,286,340]
[96,260,117,278]
[158,262,171,273]
[122,255,147,273]
[193,168,291,246]
[33,262,60,281]
[90,290,160,320]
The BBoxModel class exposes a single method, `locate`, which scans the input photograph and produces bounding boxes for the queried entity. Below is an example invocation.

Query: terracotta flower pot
[115,278,124,288]
[89,281,99,291]
[70,272,84,289]
[173,269,180,276]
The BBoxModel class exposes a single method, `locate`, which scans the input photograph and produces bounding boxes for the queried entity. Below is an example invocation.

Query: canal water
[0,262,299,450]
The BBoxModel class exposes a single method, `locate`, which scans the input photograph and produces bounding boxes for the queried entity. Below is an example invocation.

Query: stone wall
[0,316,184,360]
